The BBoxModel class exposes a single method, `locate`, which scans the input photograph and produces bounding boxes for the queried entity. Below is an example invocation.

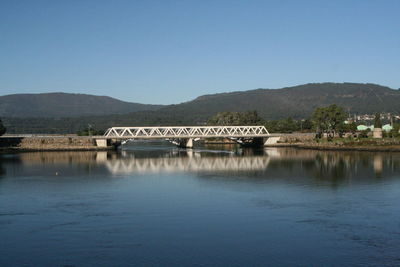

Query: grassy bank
[293,137,400,152]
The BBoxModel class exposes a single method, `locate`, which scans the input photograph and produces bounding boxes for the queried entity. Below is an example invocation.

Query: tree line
[207,110,314,133]
[207,104,400,137]
[1,104,399,137]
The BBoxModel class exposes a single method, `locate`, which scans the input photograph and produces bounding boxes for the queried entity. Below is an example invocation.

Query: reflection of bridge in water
[105,156,270,175]
[6,147,397,179]
[101,147,322,175]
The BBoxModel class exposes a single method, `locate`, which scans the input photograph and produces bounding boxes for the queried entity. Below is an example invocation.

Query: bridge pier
[230,137,265,147]
[100,139,121,150]
[264,136,281,145]
[168,138,194,148]
[95,139,108,148]
[230,137,281,147]
[184,138,194,148]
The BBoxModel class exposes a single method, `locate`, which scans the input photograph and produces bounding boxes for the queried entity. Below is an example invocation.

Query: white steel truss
[104,126,270,139]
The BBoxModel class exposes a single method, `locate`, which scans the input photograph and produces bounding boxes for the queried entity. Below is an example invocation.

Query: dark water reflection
[1,144,400,266]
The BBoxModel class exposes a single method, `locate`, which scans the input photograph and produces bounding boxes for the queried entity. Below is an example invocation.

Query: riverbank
[268,137,400,152]
[2,134,400,153]
[295,143,400,152]
[0,136,113,152]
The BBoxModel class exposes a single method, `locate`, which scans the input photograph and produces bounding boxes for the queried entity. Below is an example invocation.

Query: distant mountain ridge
[3,83,400,133]
[160,82,400,120]
[0,92,163,117]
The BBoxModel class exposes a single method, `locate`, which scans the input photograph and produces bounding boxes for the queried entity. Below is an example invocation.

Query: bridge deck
[103,126,272,139]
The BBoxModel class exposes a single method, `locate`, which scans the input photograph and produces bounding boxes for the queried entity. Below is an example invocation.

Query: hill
[3,83,400,133]
[0,93,163,117]
[157,83,400,120]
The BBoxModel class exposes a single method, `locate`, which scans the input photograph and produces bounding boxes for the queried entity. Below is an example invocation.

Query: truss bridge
[104,126,270,138]
[96,125,280,148]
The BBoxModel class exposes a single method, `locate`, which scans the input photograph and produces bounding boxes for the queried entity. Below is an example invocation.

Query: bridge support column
[177,138,193,148]
[110,139,122,150]
[230,137,264,147]
[264,136,281,146]
[185,138,194,148]
[167,138,194,148]
[95,139,108,148]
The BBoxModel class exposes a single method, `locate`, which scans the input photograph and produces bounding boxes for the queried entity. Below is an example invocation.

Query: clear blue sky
[1,0,399,104]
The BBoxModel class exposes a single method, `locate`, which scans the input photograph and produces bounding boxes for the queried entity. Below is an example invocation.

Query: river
[1,142,400,266]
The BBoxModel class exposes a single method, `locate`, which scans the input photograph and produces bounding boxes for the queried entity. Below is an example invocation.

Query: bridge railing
[104,126,270,138]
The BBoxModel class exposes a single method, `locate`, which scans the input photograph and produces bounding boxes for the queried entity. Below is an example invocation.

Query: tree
[312,104,346,138]
[337,121,357,136]
[349,121,357,133]
[76,126,102,136]
[299,119,313,131]
[0,118,6,136]
[207,111,241,125]
[240,111,263,125]
[275,117,298,133]
[374,113,382,128]
[389,123,400,138]
[208,111,264,126]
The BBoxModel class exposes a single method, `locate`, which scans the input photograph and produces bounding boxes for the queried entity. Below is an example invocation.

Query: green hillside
[159,83,400,119]
[3,83,400,134]
[0,92,163,117]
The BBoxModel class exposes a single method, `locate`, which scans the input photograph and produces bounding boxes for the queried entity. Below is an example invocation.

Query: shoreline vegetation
[204,106,400,152]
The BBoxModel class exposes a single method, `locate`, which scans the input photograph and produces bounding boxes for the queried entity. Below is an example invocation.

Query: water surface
[1,142,400,266]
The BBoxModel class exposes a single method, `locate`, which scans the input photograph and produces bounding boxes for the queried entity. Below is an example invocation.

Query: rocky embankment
[260,133,400,152]
[0,136,111,152]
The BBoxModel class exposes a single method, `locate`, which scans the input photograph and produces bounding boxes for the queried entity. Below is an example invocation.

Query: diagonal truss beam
[104,126,270,139]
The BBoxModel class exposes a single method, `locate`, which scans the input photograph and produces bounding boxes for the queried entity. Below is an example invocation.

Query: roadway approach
[95,125,281,148]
